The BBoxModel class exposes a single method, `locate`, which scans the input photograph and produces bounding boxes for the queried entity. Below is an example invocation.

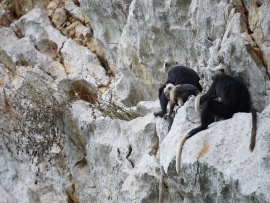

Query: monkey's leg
[154,91,168,117]
[168,93,177,116]
[206,101,232,119]
[164,101,175,120]
[177,98,183,107]
[167,114,174,132]
[187,100,230,138]
[172,98,183,114]
[159,166,166,203]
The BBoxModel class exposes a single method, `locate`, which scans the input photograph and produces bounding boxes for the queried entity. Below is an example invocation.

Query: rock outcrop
[1,0,270,202]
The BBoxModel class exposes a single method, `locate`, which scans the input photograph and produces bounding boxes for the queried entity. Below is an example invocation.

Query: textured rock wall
[1,0,270,202]
[78,0,270,110]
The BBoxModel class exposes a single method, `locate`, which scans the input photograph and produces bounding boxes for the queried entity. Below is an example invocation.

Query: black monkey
[154,59,202,117]
[176,74,257,174]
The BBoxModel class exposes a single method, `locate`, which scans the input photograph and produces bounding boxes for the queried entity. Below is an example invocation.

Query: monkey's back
[213,75,250,113]
[168,66,202,92]
[174,84,200,103]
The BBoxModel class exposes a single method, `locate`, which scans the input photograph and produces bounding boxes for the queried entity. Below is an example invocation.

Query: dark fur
[173,84,201,103]
[187,74,257,149]
[154,66,202,117]
[176,74,257,174]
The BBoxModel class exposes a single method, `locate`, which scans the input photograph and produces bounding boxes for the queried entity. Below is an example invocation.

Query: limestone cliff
[0,0,270,202]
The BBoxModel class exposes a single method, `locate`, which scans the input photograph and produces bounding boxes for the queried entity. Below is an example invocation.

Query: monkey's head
[164,83,175,99]
[164,56,178,73]
[210,63,231,79]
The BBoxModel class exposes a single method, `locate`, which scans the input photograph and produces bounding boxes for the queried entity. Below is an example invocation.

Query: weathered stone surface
[47,0,59,17]
[132,99,160,116]
[113,69,152,106]
[8,0,50,18]
[116,0,269,110]
[61,38,110,86]
[117,0,230,100]
[1,0,270,202]
[52,8,67,28]
[10,8,67,53]
[0,3,15,27]
[65,2,86,23]
[0,64,70,203]
[203,13,267,111]
[47,61,67,79]
[160,98,270,203]
[0,27,54,70]
[79,0,130,77]
[61,96,270,203]
[63,100,160,202]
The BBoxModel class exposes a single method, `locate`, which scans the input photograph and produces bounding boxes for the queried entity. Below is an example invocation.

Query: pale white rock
[0,27,53,69]
[0,150,69,203]
[77,0,270,111]
[117,0,229,100]
[47,61,67,79]
[65,2,86,23]
[0,63,71,203]
[1,0,270,202]
[113,69,152,106]
[0,112,69,203]
[262,42,270,75]
[160,97,200,173]
[79,0,131,93]
[10,8,67,52]
[259,4,270,42]
[0,184,17,203]
[75,25,92,40]
[79,0,128,62]
[121,154,160,201]
[63,100,161,202]
[200,10,269,112]
[132,99,160,116]
[61,38,110,86]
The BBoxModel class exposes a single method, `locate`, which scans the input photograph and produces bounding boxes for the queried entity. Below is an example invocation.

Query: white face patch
[164,56,178,73]
[164,84,174,99]
[211,64,231,77]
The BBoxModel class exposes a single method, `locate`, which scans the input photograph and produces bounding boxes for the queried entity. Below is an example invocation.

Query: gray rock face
[161,99,270,202]
[1,0,270,202]
[79,0,270,110]
[61,38,110,86]
[63,101,161,202]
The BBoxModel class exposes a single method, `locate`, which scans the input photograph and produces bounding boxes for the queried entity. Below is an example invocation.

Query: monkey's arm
[200,83,216,104]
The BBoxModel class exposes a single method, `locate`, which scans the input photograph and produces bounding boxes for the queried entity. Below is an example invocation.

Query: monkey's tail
[176,135,188,175]
[194,93,203,115]
[249,108,257,151]
[159,166,165,203]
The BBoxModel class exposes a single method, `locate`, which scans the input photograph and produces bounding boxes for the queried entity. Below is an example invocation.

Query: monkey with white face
[164,83,201,118]
[154,56,202,117]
